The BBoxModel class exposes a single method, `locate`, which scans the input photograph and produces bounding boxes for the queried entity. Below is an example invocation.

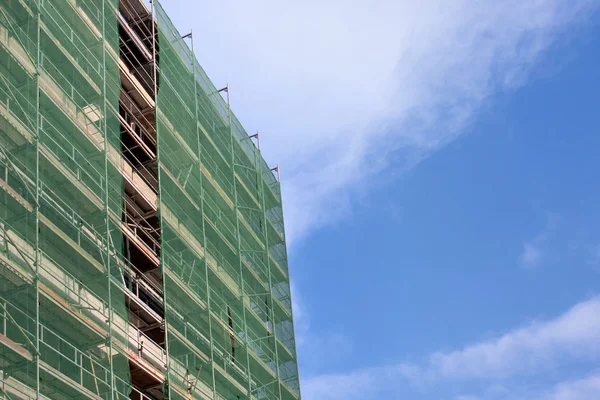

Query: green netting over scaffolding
[0,0,301,398]
[154,1,300,398]
[0,0,135,398]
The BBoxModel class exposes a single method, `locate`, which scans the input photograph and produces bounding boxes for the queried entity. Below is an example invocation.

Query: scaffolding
[0,0,301,398]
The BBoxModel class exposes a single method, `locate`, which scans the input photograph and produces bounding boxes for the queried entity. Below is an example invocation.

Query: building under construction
[0,0,301,398]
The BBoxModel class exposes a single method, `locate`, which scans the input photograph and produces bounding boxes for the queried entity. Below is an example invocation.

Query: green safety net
[0,0,301,398]
[0,0,133,398]
[154,1,301,398]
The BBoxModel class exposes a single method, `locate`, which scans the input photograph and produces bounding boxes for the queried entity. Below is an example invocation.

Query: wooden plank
[0,332,33,361]
[39,360,103,400]
[39,214,105,274]
[0,177,33,212]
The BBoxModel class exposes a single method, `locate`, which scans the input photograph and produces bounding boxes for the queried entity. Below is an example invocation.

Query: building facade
[0,0,301,399]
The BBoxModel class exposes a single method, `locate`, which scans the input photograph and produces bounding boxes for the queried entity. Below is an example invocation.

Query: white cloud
[169,0,599,245]
[429,297,600,381]
[302,365,415,400]
[164,1,600,398]
[302,368,380,400]
[521,243,542,267]
[520,213,561,268]
[586,244,600,266]
[542,373,600,400]
[292,284,354,374]
[301,296,600,399]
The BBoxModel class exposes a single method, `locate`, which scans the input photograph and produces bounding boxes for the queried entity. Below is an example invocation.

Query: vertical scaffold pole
[35,1,41,398]
[101,0,116,398]
[150,1,173,396]
[186,29,218,398]
[151,0,158,101]
[228,86,254,398]
[275,164,303,396]
[261,157,284,399]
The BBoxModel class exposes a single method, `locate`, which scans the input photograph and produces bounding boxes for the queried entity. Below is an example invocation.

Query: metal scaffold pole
[151,2,174,397]
[185,28,219,399]
[101,0,116,398]
[262,158,284,400]
[0,0,301,397]
[228,84,255,398]
[35,2,41,398]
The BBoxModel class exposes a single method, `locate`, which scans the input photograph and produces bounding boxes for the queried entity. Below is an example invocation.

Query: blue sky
[163,0,600,398]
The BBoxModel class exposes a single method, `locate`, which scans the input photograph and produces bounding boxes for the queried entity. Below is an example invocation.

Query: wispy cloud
[452,375,600,400]
[542,373,600,400]
[302,296,600,399]
[169,2,600,397]
[173,0,599,245]
[428,296,600,381]
[586,243,600,266]
[292,284,353,375]
[302,365,413,400]
[521,243,543,267]
[519,213,561,268]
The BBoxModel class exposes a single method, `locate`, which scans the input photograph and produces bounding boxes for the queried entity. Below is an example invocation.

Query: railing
[119,0,153,46]
[208,287,244,338]
[128,323,166,369]
[259,158,281,202]
[0,296,158,400]
[275,320,296,356]
[279,361,301,397]
[118,137,158,193]
[240,238,270,286]
[0,144,37,209]
[0,68,37,133]
[0,223,36,283]
[269,242,289,276]
[0,219,111,324]
[39,114,106,200]
[231,114,258,167]
[239,206,264,243]
[40,51,103,117]
[0,7,37,70]
[0,294,165,399]
[119,32,154,95]
[190,58,229,124]
[272,282,292,316]
[41,0,103,86]
[119,88,157,147]
[117,12,151,62]
[0,297,112,397]
[38,177,109,253]
[123,194,160,254]
[0,227,169,371]
[248,373,279,400]
[206,237,240,290]
[245,322,276,368]
[244,289,271,328]
[196,106,231,163]
[162,248,208,304]
[76,0,103,34]
[201,148,234,200]
[121,256,163,302]
[235,163,260,197]
[266,206,285,239]
[203,185,237,245]
[212,336,249,389]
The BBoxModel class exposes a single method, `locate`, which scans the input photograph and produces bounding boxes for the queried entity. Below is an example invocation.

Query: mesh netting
[0,0,133,398]
[0,0,300,398]
[155,1,300,398]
